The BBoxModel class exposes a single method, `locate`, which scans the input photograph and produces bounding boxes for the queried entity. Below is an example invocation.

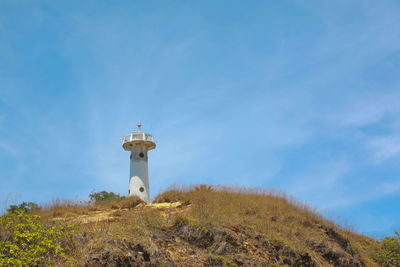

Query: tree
[89,190,124,203]
[377,231,400,267]
[7,201,40,214]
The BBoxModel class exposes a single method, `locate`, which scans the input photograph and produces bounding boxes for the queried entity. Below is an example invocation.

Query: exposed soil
[51,202,375,266]
[81,214,365,266]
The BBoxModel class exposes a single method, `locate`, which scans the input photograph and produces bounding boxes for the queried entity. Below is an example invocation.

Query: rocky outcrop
[82,220,366,266]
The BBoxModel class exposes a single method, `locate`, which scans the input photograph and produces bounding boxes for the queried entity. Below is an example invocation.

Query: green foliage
[89,190,125,203]
[7,202,40,214]
[376,231,400,267]
[0,211,79,266]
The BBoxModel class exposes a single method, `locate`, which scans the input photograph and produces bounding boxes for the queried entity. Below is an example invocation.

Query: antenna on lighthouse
[137,121,142,132]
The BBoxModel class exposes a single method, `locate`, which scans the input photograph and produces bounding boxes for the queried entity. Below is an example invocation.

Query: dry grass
[35,196,143,221]
[153,184,379,262]
[36,199,88,220]
[156,185,324,234]
[119,196,144,209]
[17,184,381,266]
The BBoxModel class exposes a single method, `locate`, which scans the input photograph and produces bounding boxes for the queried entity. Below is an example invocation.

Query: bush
[377,231,400,267]
[194,184,214,192]
[7,202,40,214]
[153,190,186,204]
[89,190,125,203]
[120,196,144,209]
[0,211,78,266]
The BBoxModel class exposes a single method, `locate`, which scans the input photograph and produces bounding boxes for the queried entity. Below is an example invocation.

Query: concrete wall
[128,145,150,202]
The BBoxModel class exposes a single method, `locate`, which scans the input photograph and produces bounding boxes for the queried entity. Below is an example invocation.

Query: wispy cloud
[1,1,399,235]
[333,91,400,128]
[367,135,400,162]
[323,181,400,210]
[286,158,351,202]
[0,140,19,157]
[379,182,400,195]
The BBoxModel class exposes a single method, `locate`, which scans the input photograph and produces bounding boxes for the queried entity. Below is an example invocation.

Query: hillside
[1,185,396,266]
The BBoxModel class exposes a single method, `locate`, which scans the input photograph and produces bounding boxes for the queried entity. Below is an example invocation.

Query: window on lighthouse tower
[139,152,144,158]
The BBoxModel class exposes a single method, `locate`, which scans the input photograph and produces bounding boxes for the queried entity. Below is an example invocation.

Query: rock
[214,241,227,255]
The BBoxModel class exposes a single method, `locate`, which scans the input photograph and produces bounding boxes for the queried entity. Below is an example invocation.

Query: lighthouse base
[129,176,150,203]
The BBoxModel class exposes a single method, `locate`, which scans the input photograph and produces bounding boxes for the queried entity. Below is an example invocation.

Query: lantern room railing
[122,132,155,143]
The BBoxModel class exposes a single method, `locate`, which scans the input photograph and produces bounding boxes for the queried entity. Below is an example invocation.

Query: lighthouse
[122,122,156,203]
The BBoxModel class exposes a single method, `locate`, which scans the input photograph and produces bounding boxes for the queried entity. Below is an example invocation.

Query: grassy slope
[153,185,380,266]
[32,185,380,266]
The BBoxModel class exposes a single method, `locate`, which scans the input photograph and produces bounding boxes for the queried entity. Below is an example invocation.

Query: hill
[1,185,397,266]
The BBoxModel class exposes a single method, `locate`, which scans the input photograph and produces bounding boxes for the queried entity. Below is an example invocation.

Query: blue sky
[1,1,400,237]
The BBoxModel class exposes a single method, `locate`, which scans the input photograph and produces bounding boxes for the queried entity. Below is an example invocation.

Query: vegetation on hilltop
[89,190,125,203]
[0,185,398,266]
[0,211,78,266]
[376,231,400,267]
[7,201,40,214]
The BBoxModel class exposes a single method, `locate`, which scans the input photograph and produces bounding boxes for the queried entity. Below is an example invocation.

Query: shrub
[0,211,79,266]
[194,184,214,192]
[7,202,40,214]
[120,196,144,209]
[376,231,400,267]
[89,190,125,203]
[153,190,186,204]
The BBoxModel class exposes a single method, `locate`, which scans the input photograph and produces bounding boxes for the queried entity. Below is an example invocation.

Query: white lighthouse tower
[122,122,156,203]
